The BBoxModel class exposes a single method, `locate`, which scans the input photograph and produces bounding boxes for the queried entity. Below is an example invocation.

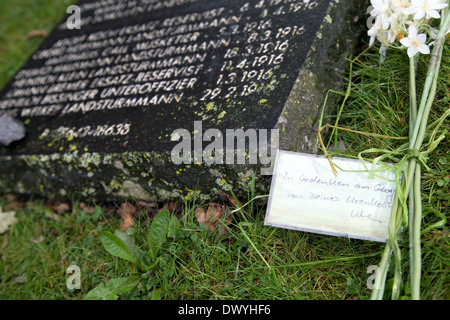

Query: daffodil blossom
[366,0,447,57]
[400,25,430,57]
[370,0,393,29]
[391,0,412,14]
[404,0,448,20]
[368,17,384,46]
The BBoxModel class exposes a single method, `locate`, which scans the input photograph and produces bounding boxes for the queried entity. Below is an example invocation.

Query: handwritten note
[264,150,398,242]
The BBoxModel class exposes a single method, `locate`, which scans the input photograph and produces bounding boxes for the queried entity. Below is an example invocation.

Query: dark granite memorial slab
[0,0,367,201]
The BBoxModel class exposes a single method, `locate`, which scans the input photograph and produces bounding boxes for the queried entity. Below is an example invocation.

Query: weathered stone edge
[0,150,272,202]
[276,0,369,153]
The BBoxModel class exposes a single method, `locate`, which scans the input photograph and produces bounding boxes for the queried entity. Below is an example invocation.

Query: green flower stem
[409,10,450,148]
[404,10,448,299]
[368,9,448,300]
[370,242,392,300]
[408,178,415,294]
[409,18,446,298]
[370,156,417,300]
[412,53,443,150]
[371,181,402,300]
[412,164,422,300]
[408,55,417,298]
[389,190,405,299]
[409,56,417,136]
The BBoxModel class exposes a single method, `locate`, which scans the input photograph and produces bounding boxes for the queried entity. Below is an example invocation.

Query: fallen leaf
[26,30,48,40]
[5,194,15,201]
[195,203,232,236]
[4,201,24,211]
[218,190,247,215]
[117,202,135,231]
[218,190,239,206]
[135,201,158,218]
[116,201,136,217]
[84,206,96,214]
[52,202,71,213]
[40,203,64,221]
[167,201,183,214]
[157,203,168,213]
[3,194,24,211]
[137,201,153,207]
[44,211,63,222]
[79,202,96,214]
[121,213,134,232]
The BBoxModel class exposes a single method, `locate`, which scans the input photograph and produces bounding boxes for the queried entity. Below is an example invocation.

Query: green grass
[0,196,383,300]
[0,200,113,299]
[0,1,449,300]
[0,0,76,91]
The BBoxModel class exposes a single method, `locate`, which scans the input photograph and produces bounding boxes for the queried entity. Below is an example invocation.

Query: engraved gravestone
[0,0,367,201]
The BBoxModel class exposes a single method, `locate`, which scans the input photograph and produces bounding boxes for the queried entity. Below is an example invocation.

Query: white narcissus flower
[391,0,412,13]
[400,25,430,57]
[404,0,448,20]
[368,16,384,46]
[386,12,404,41]
[370,0,393,29]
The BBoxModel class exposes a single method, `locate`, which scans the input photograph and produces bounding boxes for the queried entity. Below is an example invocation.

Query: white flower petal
[400,37,412,46]
[426,9,441,19]
[416,33,427,43]
[404,7,417,14]
[413,10,425,19]
[407,46,418,57]
[431,2,448,10]
[371,0,384,7]
[417,43,430,54]
[408,25,418,38]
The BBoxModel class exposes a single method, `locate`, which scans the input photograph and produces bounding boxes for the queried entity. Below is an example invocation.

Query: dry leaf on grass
[218,190,239,206]
[155,202,183,215]
[218,190,248,215]
[167,202,183,213]
[44,210,63,222]
[26,30,48,40]
[45,212,63,222]
[3,194,24,211]
[135,201,158,218]
[195,203,233,236]
[120,212,134,232]
[116,201,136,217]
[79,202,96,214]
[117,202,136,231]
[48,202,71,214]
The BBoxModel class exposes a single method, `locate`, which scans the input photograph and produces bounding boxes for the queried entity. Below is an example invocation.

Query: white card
[264,150,397,242]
